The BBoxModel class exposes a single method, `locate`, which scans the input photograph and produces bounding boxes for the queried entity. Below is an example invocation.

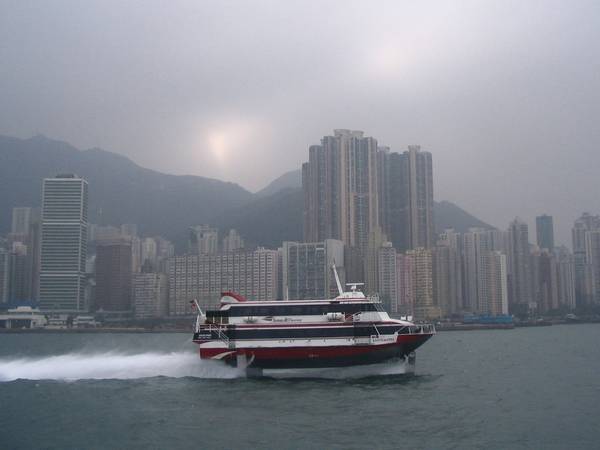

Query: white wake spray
[0,351,243,382]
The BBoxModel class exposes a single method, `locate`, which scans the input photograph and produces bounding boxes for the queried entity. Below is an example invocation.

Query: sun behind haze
[1,0,599,244]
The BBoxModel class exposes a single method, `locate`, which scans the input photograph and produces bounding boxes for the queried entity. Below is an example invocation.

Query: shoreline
[0,328,191,334]
[1,320,598,334]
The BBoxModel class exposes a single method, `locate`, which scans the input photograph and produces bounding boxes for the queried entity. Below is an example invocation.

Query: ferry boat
[192,266,435,377]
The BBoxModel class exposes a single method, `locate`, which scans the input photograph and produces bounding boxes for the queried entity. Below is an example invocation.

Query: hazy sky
[1,0,600,245]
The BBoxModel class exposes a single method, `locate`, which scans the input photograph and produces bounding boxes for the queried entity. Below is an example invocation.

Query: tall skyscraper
[364,227,386,294]
[585,229,600,304]
[7,207,40,302]
[533,249,559,313]
[28,213,41,301]
[462,228,509,316]
[507,218,533,314]
[482,251,509,315]
[302,129,379,249]
[130,235,142,273]
[0,247,8,304]
[378,242,397,312]
[572,214,597,305]
[556,247,576,310]
[462,228,491,313]
[94,238,132,312]
[379,146,434,251]
[434,229,463,317]
[377,146,391,232]
[39,174,88,312]
[406,247,439,320]
[8,242,31,302]
[282,240,344,300]
[380,151,410,252]
[536,215,554,251]
[406,146,435,250]
[396,253,415,316]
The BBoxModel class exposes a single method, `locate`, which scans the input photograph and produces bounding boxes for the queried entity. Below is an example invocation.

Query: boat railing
[206,324,230,346]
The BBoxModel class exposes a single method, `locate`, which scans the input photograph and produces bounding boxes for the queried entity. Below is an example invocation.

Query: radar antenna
[346,282,364,293]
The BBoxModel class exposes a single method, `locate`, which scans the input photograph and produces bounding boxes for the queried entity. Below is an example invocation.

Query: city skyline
[0,145,594,320]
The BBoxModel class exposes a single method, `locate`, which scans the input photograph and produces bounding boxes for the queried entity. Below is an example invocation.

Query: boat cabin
[205,299,386,325]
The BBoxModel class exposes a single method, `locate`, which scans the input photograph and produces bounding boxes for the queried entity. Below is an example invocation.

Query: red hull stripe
[199,334,431,360]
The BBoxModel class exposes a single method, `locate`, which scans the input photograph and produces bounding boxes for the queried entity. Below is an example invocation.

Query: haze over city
[4,3,600,449]
[2,0,600,243]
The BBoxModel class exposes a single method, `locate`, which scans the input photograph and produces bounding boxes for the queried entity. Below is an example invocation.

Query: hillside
[214,188,304,248]
[0,135,253,245]
[434,200,494,233]
[255,169,301,197]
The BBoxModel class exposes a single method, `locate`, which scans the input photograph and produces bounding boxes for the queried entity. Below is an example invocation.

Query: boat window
[206,310,230,324]
[227,302,380,316]
[309,305,323,315]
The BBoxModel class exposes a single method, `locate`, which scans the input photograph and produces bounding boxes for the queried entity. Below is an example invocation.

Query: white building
[168,248,280,314]
[0,306,47,329]
[483,251,509,315]
[39,174,88,313]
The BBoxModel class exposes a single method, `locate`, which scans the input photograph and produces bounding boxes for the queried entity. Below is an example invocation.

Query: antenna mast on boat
[331,262,343,296]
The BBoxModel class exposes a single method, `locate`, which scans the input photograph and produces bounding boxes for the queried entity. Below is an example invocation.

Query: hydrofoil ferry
[192,266,434,377]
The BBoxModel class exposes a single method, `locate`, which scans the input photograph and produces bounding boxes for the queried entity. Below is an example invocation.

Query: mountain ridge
[0,134,494,250]
[255,169,302,197]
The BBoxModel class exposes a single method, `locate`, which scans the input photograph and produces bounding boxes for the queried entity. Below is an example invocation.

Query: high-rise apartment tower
[536,215,554,251]
[39,175,88,312]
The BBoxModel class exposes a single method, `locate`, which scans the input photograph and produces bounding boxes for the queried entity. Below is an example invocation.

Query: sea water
[1,326,599,449]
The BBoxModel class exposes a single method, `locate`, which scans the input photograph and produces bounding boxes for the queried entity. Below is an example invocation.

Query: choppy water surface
[1,326,599,449]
